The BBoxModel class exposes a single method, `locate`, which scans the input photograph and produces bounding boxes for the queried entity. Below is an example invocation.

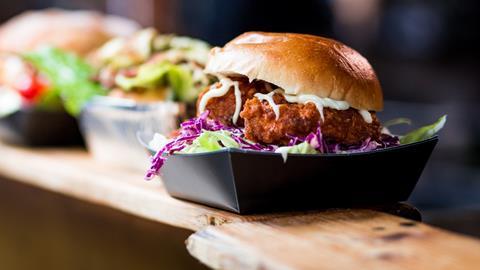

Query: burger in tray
[81,28,212,170]
[142,32,446,214]
[0,9,139,145]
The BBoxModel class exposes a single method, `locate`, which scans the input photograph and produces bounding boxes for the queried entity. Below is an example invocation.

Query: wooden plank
[187,210,480,270]
[2,142,480,270]
[0,143,248,231]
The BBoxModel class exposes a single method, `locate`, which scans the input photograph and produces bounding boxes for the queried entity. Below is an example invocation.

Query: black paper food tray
[0,108,83,146]
[147,136,438,214]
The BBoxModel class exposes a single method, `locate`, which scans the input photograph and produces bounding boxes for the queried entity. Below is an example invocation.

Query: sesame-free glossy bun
[205,32,383,111]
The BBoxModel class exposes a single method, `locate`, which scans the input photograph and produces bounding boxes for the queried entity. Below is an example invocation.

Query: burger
[199,32,385,147]
[80,29,213,170]
[0,9,140,115]
[90,28,212,104]
[146,32,445,179]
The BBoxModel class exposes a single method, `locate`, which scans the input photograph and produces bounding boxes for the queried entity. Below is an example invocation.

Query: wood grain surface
[1,142,480,270]
[187,210,480,270]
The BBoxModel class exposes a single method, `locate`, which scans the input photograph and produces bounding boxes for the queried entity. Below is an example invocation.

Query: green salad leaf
[400,115,447,144]
[98,28,156,69]
[384,117,412,128]
[154,35,211,64]
[181,130,239,153]
[115,63,169,90]
[23,47,106,116]
[275,142,318,162]
[167,65,196,102]
[285,142,318,154]
[115,61,195,102]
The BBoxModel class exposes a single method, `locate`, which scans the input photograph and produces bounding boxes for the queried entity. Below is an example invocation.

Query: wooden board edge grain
[186,229,291,270]
[186,209,480,270]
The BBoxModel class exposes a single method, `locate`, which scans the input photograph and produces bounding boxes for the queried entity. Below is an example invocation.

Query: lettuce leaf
[400,115,447,144]
[181,130,239,153]
[148,133,169,152]
[167,65,196,102]
[154,35,211,64]
[384,117,412,128]
[115,63,170,90]
[23,47,106,115]
[115,61,195,102]
[95,28,156,69]
[285,142,318,154]
[275,142,318,162]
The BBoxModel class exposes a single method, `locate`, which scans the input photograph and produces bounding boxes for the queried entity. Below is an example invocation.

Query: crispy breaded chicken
[197,78,269,126]
[240,95,381,145]
[199,77,382,146]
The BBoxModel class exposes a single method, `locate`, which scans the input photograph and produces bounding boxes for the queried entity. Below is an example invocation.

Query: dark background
[0,0,479,269]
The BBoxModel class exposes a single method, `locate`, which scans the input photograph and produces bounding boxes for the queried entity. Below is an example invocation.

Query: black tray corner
[0,108,83,146]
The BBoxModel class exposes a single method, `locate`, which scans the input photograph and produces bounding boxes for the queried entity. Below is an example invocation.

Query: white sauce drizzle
[254,90,281,120]
[275,146,291,163]
[358,110,373,123]
[281,92,350,121]
[199,78,372,124]
[198,76,242,124]
[253,89,373,124]
[232,82,242,124]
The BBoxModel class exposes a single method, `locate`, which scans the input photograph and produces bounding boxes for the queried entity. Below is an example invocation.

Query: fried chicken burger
[146,32,400,178]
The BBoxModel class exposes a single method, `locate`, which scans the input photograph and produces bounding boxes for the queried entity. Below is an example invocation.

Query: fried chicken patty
[240,95,381,145]
[198,78,382,145]
[197,78,268,126]
[321,107,381,145]
[240,96,320,145]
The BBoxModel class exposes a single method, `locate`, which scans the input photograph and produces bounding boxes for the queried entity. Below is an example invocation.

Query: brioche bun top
[0,9,140,55]
[205,32,383,111]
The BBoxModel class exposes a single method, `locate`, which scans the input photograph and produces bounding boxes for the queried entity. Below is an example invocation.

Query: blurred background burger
[0,8,139,115]
[80,28,212,170]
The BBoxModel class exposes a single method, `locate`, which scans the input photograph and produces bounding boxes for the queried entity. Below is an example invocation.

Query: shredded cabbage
[145,111,402,179]
[145,111,274,179]
[145,109,447,179]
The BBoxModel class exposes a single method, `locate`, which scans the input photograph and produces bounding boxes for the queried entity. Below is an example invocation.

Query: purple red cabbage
[145,111,275,179]
[286,126,399,154]
[145,111,400,179]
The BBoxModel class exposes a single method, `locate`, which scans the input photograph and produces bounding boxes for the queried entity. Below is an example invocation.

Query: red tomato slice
[16,74,48,102]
